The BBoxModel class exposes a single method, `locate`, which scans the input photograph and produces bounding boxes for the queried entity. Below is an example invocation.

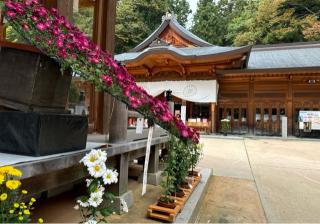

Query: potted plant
[188,143,203,177]
[159,145,177,209]
[221,119,231,136]
[167,136,192,193]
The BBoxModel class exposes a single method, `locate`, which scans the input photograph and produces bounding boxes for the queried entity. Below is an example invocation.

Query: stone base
[175,168,213,223]
[114,190,134,214]
[138,171,162,186]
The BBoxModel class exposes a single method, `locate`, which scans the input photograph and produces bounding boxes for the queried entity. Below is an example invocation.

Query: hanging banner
[299,111,320,130]
[142,125,154,196]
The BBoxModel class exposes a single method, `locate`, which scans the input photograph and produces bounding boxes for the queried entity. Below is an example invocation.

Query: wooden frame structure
[0,0,116,134]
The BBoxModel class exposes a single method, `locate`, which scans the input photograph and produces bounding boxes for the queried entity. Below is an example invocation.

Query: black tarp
[0,112,88,156]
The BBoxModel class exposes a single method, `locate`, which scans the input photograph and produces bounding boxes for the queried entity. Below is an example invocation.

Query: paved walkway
[199,137,320,223]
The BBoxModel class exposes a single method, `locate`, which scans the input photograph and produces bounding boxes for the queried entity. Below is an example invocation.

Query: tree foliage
[192,0,320,46]
[191,0,248,45]
[166,0,192,27]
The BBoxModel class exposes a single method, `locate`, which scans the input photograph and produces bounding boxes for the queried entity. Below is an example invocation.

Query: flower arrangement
[2,0,200,145]
[0,166,43,223]
[76,149,126,224]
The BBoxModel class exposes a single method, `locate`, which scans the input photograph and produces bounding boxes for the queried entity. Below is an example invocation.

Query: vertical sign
[142,125,154,196]
[136,118,144,134]
[282,116,287,138]
[181,105,187,124]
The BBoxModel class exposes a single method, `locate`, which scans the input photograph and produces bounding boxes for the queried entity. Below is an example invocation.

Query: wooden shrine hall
[116,13,320,137]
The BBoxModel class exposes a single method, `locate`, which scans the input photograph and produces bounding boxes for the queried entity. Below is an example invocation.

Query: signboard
[181,106,187,124]
[142,125,154,196]
[299,111,320,131]
[136,118,144,134]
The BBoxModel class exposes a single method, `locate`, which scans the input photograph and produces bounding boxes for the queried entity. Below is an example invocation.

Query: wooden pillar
[110,153,129,196]
[109,98,128,143]
[148,145,159,173]
[248,77,255,135]
[211,103,217,133]
[57,0,74,22]
[92,0,117,135]
[109,153,133,212]
[287,75,293,136]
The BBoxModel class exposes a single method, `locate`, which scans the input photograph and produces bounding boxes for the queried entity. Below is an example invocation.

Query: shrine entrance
[254,102,286,136]
[218,103,249,135]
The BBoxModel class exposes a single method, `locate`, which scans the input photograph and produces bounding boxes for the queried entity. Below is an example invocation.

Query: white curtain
[137,80,217,103]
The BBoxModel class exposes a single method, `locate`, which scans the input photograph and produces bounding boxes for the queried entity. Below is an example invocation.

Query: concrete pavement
[199,137,320,223]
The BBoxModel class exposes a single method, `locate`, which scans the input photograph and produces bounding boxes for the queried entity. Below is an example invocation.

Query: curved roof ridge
[130,16,213,53]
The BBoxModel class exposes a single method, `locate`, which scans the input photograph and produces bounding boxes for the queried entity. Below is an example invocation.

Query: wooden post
[57,0,74,22]
[287,75,293,136]
[109,98,128,143]
[248,77,255,135]
[92,0,117,135]
[211,103,216,133]
[148,145,159,173]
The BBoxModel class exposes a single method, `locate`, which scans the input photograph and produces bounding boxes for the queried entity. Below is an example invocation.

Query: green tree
[228,0,307,46]
[279,0,320,19]
[115,0,167,53]
[191,0,248,46]
[166,0,192,27]
[191,0,222,45]
[73,8,94,39]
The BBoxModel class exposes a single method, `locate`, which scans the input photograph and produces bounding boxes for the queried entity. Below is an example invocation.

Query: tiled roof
[130,15,212,52]
[115,45,251,62]
[248,42,320,69]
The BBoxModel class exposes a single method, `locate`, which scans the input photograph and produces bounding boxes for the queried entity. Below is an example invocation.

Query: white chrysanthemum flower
[84,219,97,224]
[77,199,89,208]
[74,205,80,210]
[120,198,128,213]
[88,162,106,178]
[80,150,100,168]
[96,149,107,163]
[88,192,103,208]
[102,169,118,185]
[95,185,105,195]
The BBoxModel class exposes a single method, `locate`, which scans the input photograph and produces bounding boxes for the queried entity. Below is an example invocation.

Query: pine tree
[166,0,192,27]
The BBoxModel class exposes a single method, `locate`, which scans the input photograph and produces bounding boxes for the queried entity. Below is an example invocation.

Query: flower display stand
[0,42,72,113]
[147,175,202,222]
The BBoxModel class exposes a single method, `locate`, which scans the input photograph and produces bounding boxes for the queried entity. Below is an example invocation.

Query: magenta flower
[36,22,46,31]
[102,75,113,86]
[6,11,16,18]
[56,39,64,48]
[31,15,38,22]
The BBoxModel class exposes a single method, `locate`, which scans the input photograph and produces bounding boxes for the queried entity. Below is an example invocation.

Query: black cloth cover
[0,112,88,156]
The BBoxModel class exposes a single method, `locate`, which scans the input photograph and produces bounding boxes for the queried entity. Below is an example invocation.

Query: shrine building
[115,14,320,137]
